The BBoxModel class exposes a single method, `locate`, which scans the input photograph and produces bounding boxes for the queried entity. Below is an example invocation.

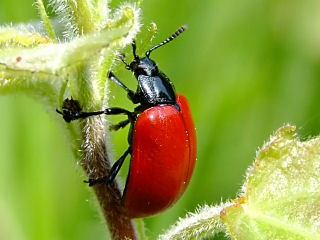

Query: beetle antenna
[132,40,138,60]
[119,53,130,70]
[145,25,187,57]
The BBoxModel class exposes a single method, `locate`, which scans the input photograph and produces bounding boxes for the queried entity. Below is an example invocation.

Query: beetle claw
[83,177,107,187]
[57,98,83,122]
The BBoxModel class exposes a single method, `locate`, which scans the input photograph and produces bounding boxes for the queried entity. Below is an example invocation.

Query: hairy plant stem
[74,60,136,238]
[80,117,136,240]
[1,0,142,238]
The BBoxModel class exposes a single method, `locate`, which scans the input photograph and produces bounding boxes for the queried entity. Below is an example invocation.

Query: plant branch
[0,1,143,239]
[69,0,95,34]
[81,118,136,239]
[36,0,58,41]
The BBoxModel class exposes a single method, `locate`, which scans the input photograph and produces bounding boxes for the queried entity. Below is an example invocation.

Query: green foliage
[0,0,142,239]
[161,125,320,239]
[222,125,320,239]
[0,1,140,110]
[1,0,320,239]
[159,204,227,240]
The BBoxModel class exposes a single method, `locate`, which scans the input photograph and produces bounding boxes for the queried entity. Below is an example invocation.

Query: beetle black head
[122,25,187,78]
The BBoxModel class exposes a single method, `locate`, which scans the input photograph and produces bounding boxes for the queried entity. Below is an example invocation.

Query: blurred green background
[1,0,320,239]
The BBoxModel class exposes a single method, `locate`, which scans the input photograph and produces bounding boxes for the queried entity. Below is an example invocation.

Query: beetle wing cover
[123,95,196,218]
[176,94,197,187]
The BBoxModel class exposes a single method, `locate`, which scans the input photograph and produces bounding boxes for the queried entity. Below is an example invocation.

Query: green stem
[138,22,157,55]
[69,0,95,34]
[36,0,58,41]
[0,1,145,239]
[80,118,137,240]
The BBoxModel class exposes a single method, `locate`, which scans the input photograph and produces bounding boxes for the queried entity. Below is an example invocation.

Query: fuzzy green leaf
[0,1,143,239]
[221,125,320,240]
[0,4,139,100]
[159,205,227,240]
[0,26,130,74]
[162,125,320,240]
[0,28,54,47]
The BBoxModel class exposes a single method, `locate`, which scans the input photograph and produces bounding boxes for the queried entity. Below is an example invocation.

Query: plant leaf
[159,204,227,240]
[221,125,320,240]
[0,1,143,239]
[0,27,54,47]
[0,4,139,99]
[0,26,129,74]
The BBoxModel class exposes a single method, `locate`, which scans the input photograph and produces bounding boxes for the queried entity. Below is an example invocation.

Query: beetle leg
[84,147,131,186]
[103,107,131,115]
[132,40,138,60]
[109,119,130,131]
[119,53,131,70]
[108,71,139,104]
[103,107,136,123]
[106,147,131,185]
[57,98,134,122]
[56,98,105,122]
[83,176,107,186]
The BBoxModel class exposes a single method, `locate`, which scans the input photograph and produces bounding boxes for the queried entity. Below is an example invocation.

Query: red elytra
[123,94,196,218]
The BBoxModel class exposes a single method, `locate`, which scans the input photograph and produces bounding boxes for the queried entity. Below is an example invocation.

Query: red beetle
[57,25,196,218]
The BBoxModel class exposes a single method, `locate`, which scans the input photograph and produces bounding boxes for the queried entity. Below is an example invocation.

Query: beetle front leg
[84,147,131,186]
[108,71,140,104]
[109,119,130,131]
[57,98,134,122]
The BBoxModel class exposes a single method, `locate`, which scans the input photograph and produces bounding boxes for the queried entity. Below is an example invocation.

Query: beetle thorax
[128,56,176,106]
[130,57,159,78]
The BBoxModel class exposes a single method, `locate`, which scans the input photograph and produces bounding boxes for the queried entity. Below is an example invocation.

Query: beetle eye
[129,61,137,70]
